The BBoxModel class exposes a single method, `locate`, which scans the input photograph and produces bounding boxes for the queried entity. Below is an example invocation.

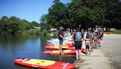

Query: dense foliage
[46,0,121,29]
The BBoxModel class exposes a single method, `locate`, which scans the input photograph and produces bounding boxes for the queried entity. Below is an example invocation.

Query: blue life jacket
[86,32,90,38]
[65,34,69,37]
[75,32,82,41]
[91,33,94,38]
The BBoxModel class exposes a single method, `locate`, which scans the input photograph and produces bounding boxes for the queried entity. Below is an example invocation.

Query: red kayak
[14,58,75,69]
[45,45,75,50]
[42,50,76,55]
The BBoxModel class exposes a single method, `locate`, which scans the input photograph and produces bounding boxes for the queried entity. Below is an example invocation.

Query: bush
[52,32,58,38]
[41,29,50,37]
[21,29,41,36]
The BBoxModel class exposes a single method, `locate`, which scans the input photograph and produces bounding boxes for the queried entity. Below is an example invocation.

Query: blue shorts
[59,39,63,45]
[91,40,94,43]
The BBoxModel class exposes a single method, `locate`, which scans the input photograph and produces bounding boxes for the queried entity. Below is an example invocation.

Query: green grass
[111,30,121,34]
[21,29,41,35]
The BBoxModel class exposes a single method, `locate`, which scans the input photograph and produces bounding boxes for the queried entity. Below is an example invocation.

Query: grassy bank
[110,30,121,34]
[21,29,41,35]
[0,29,51,37]
[21,29,51,37]
[0,29,58,39]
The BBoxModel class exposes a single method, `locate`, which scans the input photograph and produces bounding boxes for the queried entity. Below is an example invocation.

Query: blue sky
[0,0,71,23]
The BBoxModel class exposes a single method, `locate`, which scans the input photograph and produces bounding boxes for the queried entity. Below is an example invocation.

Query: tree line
[44,0,121,29]
[0,16,40,34]
[0,15,54,35]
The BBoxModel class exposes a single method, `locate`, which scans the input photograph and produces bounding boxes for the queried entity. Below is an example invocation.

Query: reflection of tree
[40,35,50,51]
[0,34,40,51]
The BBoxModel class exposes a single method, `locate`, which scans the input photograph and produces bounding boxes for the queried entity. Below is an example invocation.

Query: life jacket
[75,32,82,41]
[65,34,69,37]
[71,32,73,35]
[81,32,84,38]
[101,31,104,37]
[86,32,91,39]
[91,33,94,39]
[93,35,97,40]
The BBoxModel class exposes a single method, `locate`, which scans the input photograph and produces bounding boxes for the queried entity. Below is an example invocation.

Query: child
[85,31,91,55]
[85,32,90,55]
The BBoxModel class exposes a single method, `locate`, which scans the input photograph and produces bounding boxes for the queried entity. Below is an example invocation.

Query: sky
[0,0,71,23]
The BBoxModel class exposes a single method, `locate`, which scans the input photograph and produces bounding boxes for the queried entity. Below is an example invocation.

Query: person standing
[89,30,94,52]
[81,29,85,52]
[58,27,64,55]
[85,31,91,55]
[74,28,82,61]
[93,30,98,49]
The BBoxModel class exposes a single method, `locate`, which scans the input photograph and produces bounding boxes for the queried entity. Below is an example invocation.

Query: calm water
[0,35,75,69]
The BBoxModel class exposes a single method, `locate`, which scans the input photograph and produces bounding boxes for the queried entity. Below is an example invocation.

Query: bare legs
[76,50,81,60]
[90,42,93,52]
[59,45,62,55]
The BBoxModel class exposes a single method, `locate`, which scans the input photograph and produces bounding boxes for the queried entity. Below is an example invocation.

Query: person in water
[58,27,64,55]
[74,28,82,61]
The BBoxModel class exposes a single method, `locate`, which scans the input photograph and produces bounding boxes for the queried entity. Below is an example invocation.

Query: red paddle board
[42,50,76,55]
[14,58,75,69]
[45,45,75,50]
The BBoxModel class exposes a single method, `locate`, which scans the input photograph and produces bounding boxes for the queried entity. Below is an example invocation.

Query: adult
[81,29,85,52]
[58,27,64,55]
[90,30,94,52]
[74,28,82,61]
[87,30,94,52]
[93,30,98,49]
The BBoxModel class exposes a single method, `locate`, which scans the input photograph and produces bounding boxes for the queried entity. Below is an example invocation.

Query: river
[0,34,75,69]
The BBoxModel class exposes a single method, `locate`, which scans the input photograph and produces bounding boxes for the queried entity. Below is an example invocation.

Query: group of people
[58,27,104,61]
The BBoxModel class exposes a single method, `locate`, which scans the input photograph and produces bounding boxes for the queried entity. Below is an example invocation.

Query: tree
[47,0,68,28]
[30,21,39,28]
[18,19,31,30]
[40,14,48,24]
[0,16,21,34]
[0,16,9,32]
[8,16,21,34]
[105,0,121,29]
[45,0,107,29]
[67,0,106,29]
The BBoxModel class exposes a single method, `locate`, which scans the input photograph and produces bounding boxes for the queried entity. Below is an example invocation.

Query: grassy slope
[110,30,121,34]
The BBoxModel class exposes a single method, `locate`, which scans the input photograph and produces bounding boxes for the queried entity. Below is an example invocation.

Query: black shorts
[75,41,82,50]
[86,45,89,49]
